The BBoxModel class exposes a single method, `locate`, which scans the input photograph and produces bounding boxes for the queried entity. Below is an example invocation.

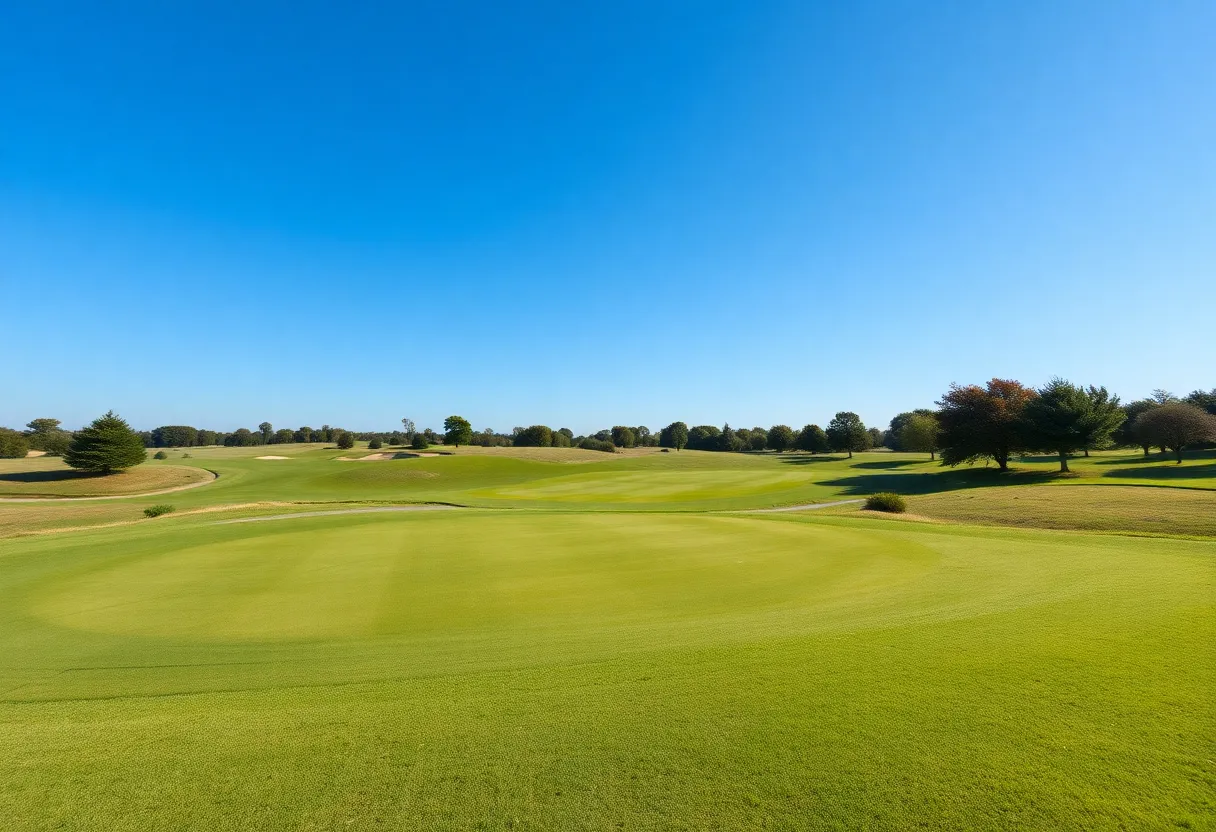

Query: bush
[182,453,191,458]
[153,450,169,459]
[143,504,175,518]
[578,437,616,453]
[0,428,30,459]
[336,432,355,450]
[411,433,429,450]
[368,439,383,449]
[864,492,906,513]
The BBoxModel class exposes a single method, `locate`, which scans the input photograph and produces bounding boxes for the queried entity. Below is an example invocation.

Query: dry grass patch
[911,485,1216,538]
[0,459,213,498]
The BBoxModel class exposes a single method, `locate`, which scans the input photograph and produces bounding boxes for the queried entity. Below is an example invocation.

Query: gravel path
[742,499,864,513]
[214,505,458,524]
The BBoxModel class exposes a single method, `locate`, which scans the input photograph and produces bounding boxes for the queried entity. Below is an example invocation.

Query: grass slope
[0,511,1213,829]
[0,458,212,498]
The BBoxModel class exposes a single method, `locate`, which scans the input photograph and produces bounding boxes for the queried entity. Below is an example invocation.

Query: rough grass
[0,511,1211,830]
[0,458,213,498]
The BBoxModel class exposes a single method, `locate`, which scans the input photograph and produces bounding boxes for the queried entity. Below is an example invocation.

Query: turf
[1,445,1213,829]
[0,458,212,498]
[1,509,1213,830]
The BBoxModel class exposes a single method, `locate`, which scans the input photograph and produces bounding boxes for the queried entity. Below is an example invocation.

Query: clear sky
[4,1,1214,434]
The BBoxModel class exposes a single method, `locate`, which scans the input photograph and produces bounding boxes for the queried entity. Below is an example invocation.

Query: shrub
[368,439,383,449]
[336,432,355,450]
[143,504,175,518]
[0,428,30,459]
[411,433,429,450]
[578,437,616,453]
[182,453,191,458]
[153,450,169,459]
[865,492,906,513]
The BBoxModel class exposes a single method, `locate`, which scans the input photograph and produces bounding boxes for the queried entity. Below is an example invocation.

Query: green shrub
[865,492,906,513]
[411,434,429,450]
[368,439,383,449]
[0,428,30,459]
[153,450,169,460]
[336,432,355,450]
[143,504,175,518]
[578,437,616,453]
[182,453,191,458]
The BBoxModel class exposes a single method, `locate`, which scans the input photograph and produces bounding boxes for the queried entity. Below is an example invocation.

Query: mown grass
[0,511,1211,830]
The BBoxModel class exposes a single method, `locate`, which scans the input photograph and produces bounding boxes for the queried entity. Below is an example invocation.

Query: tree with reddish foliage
[936,378,1036,471]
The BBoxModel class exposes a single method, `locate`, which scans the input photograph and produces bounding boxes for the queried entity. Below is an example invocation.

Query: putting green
[34,513,930,642]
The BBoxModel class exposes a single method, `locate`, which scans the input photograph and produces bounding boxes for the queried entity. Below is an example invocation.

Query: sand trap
[25,450,47,458]
[256,455,291,460]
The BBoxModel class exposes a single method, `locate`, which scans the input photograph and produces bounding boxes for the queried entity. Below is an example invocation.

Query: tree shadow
[851,460,929,470]
[1101,463,1216,480]
[777,454,849,465]
[0,470,110,484]
[1093,449,1216,466]
[819,467,1063,496]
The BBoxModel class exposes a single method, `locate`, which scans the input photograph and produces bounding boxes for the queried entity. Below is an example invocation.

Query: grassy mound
[0,459,213,498]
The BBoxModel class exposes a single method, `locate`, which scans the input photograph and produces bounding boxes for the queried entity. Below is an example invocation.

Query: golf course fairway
[1,504,1212,830]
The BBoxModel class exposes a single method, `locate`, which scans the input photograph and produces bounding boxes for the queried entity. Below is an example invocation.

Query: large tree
[826,412,868,458]
[937,378,1036,471]
[899,412,941,460]
[151,425,199,448]
[767,424,794,452]
[25,418,71,456]
[886,410,934,451]
[1020,379,1124,472]
[1184,389,1216,416]
[401,418,416,441]
[259,422,273,444]
[515,425,554,447]
[64,411,147,473]
[686,425,721,451]
[611,426,636,448]
[1115,399,1162,456]
[1133,403,1216,463]
[443,415,473,448]
[795,424,830,453]
[659,421,688,450]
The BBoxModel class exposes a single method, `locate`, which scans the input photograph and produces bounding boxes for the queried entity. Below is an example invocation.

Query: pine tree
[64,411,148,473]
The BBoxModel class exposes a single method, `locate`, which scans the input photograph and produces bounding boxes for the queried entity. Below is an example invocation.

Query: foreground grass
[1,511,1212,830]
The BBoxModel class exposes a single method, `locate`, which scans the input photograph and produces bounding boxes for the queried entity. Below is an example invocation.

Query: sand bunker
[256,455,291,460]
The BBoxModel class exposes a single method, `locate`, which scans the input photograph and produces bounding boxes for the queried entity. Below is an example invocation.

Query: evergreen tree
[64,411,147,473]
[1021,379,1124,472]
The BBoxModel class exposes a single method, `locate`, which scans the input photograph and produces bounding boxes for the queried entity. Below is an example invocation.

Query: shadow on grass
[1093,449,1216,466]
[1102,463,1216,480]
[850,460,929,470]
[820,467,1064,496]
[0,470,110,484]
[776,454,850,465]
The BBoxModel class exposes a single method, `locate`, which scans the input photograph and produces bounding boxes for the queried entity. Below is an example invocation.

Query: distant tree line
[5,385,1212,467]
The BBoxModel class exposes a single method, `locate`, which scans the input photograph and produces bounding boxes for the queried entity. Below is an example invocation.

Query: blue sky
[4,1,1214,434]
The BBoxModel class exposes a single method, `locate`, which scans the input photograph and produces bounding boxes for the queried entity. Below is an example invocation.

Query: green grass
[0,444,1213,829]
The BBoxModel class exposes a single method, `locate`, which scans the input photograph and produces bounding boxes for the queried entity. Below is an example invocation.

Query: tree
[1184,389,1216,416]
[336,431,355,450]
[557,428,575,441]
[659,421,688,450]
[401,418,416,441]
[686,425,721,451]
[1133,403,1216,463]
[551,430,572,448]
[1115,399,1162,456]
[885,410,933,451]
[937,379,1036,471]
[765,424,794,452]
[867,427,885,449]
[899,413,941,460]
[197,429,218,446]
[225,428,256,447]
[151,425,199,448]
[411,433,429,450]
[24,418,72,455]
[444,416,473,447]
[259,422,273,444]
[63,411,147,473]
[26,417,61,436]
[273,428,295,444]
[826,412,868,458]
[515,425,554,447]
[795,424,830,453]
[0,428,30,459]
[611,426,636,448]
[1020,379,1125,472]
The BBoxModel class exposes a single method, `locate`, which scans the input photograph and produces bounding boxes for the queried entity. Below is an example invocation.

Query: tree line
[4,384,1212,472]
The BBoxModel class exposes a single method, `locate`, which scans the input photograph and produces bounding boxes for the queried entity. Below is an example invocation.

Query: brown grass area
[907,485,1216,538]
[0,459,213,498]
